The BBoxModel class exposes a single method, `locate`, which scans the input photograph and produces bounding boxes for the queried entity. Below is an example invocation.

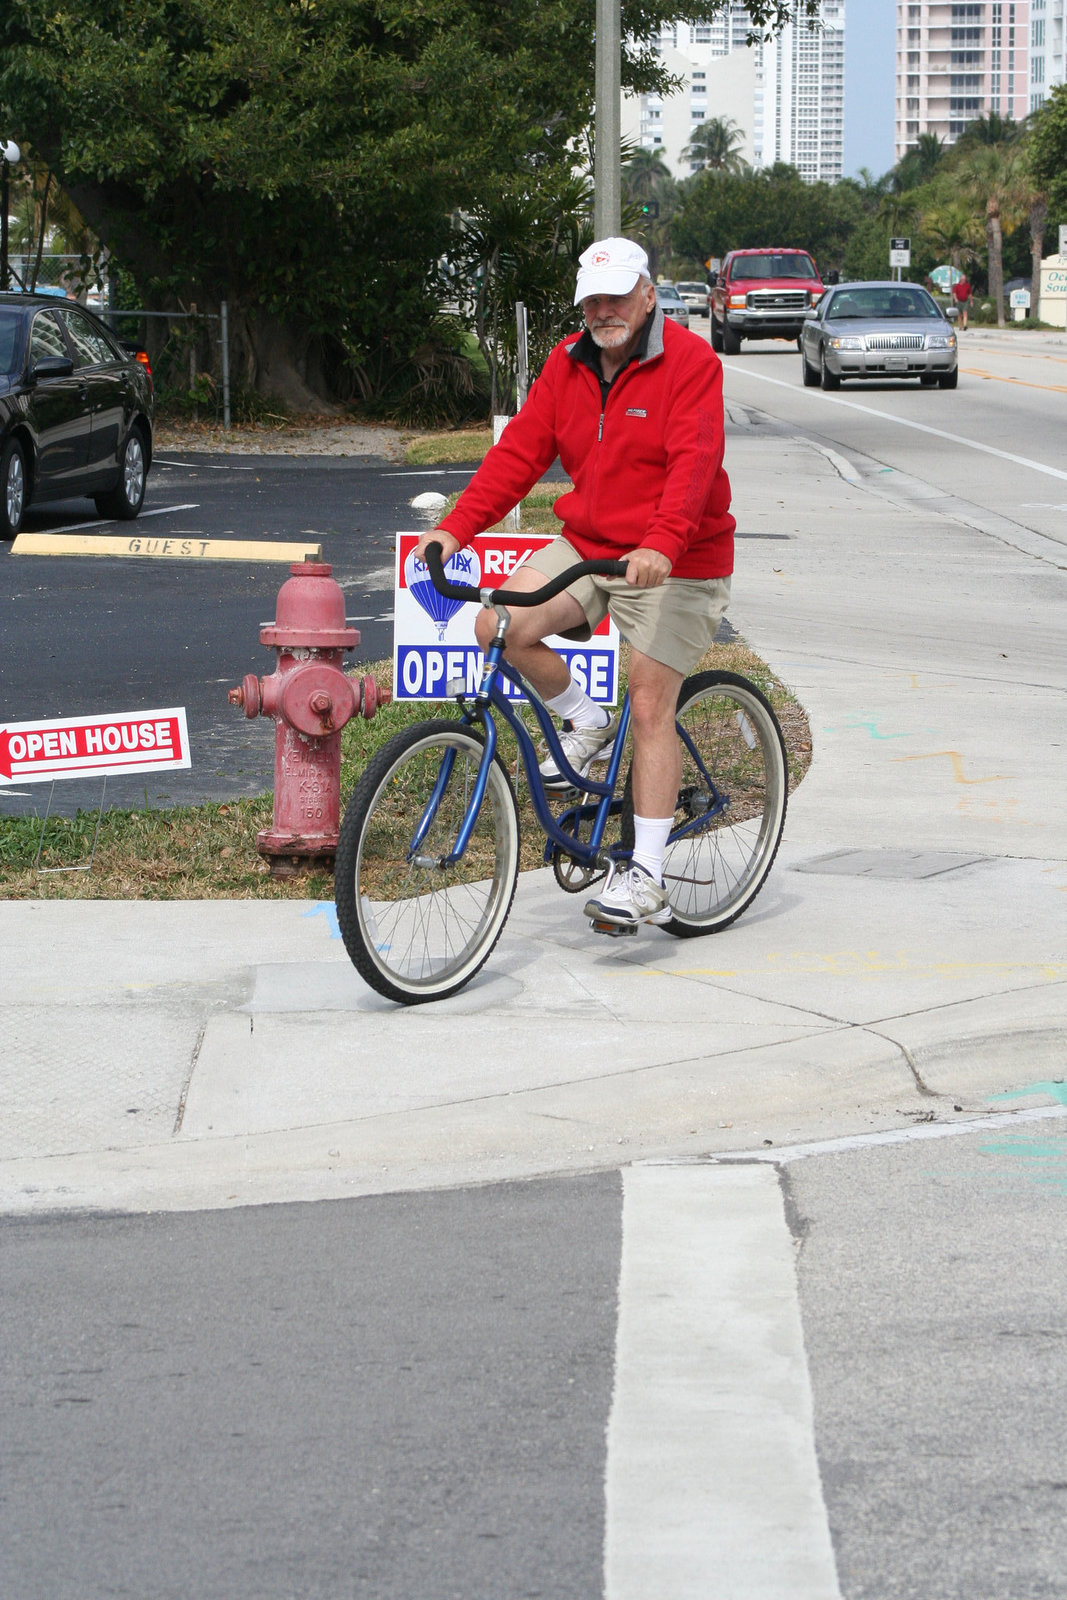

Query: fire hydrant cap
[260,561,359,649]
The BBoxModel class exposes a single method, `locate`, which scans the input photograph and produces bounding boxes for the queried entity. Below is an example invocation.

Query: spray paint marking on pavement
[823,714,935,740]
[605,1163,842,1600]
[893,749,1013,785]
[303,902,342,939]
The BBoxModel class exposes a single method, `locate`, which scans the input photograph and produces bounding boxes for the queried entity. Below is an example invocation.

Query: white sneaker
[539,717,618,791]
[584,862,672,927]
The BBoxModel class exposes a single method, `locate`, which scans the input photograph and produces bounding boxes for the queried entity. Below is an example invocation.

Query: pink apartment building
[896,0,1031,158]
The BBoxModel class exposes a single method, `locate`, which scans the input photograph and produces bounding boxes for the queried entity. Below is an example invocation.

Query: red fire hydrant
[228,561,388,875]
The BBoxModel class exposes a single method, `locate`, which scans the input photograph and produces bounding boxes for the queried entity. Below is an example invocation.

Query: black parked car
[0,292,154,539]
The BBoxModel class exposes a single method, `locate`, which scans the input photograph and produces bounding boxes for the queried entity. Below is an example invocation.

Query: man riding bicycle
[415,237,734,929]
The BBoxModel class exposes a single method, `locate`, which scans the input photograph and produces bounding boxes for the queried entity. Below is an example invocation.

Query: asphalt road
[713,324,1067,557]
[6,1125,1067,1599]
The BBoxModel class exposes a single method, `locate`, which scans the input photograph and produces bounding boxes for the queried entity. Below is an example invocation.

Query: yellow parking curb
[10,533,323,562]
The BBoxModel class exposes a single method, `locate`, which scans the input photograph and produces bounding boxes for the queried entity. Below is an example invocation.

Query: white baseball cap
[574,238,650,305]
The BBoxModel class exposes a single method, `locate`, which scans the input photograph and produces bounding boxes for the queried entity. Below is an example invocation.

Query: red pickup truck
[709,248,824,354]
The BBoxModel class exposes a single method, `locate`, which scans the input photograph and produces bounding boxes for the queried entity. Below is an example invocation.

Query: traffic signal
[639,200,660,219]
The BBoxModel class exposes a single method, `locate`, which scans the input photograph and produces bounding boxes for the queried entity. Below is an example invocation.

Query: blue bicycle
[335,544,788,1004]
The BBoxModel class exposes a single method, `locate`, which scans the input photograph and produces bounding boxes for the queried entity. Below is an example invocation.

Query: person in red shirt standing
[951,276,972,329]
[415,237,734,931]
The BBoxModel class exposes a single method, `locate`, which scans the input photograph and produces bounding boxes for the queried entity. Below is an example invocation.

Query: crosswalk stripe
[605,1163,842,1599]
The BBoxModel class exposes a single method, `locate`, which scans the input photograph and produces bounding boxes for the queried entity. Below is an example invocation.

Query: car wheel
[937,369,959,390]
[801,345,821,387]
[820,349,841,390]
[722,321,742,356]
[710,317,723,352]
[95,425,148,520]
[1,436,27,540]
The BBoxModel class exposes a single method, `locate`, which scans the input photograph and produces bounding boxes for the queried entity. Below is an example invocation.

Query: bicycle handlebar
[423,540,628,606]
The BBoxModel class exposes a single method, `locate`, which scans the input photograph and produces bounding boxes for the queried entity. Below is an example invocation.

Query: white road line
[32,504,199,536]
[721,363,1067,483]
[605,1164,842,1600]
[153,458,255,471]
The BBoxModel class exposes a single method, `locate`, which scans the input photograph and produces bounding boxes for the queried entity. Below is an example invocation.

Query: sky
[843,0,897,178]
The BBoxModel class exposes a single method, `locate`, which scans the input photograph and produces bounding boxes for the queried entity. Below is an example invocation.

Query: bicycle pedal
[589,917,639,938]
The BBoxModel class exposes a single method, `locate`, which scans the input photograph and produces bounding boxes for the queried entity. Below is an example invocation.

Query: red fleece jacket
[437,312,734,579]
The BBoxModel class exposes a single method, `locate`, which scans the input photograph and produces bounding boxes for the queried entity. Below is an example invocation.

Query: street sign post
[889,237,911,279]
[1010,287,1031,321]
[1059,223,1067,259]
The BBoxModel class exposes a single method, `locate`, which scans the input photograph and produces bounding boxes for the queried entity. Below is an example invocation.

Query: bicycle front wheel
[335,720,520,1004]
[662,671,788,936]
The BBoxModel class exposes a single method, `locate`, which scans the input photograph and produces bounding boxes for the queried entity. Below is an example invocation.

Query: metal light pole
[1,140,20,291]
[593,0,621,239]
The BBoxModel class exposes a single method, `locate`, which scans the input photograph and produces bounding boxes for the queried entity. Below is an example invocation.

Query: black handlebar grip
[424,541,482,601]
[423,540,630,606]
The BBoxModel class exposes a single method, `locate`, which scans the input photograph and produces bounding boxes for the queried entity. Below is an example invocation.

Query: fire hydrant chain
[227,561,388,877]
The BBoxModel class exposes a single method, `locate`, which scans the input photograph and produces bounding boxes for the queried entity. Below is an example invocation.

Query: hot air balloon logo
[403,545,482,641]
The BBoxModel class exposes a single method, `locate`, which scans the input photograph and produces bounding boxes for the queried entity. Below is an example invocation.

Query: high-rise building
[895,0,1031,159]
[622,3,846,185]
[1028,0,1066,110]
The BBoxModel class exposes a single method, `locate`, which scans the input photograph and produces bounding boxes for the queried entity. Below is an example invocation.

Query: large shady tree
[0,0,822,413]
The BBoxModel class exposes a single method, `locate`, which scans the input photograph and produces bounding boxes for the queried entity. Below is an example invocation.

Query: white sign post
[1059,223,1067,259]
[393,532,620,705]
[1009,287,1031,322]
[889,237,911,279]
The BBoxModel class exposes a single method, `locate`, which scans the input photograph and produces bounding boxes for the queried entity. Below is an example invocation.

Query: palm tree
[682,116,746,175]
[956,112,1018,149]
[621,147,677,278]
[954,141,1027,326]
[915,132,945,178]
[920,197,983,273]
[622,146,671,203]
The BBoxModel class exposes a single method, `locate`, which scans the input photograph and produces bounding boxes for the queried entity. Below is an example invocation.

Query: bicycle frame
[409,624,731,875]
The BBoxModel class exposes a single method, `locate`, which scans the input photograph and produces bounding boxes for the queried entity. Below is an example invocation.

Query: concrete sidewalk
[2,428,1064,1214]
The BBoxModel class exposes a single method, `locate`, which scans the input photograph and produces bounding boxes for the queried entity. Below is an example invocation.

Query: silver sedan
[800,282,958,390]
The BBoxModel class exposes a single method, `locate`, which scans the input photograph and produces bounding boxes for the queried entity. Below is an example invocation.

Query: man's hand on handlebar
[415,529,460,566]
[623,548,672,589]
[416,531,669,593]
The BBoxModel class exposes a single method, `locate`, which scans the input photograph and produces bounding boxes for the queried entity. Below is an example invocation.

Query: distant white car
[675,281,710,317]
[656,283,690,329]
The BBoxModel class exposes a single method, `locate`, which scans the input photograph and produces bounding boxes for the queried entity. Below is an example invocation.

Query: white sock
[632,815,674,884]
[546,679,610,729]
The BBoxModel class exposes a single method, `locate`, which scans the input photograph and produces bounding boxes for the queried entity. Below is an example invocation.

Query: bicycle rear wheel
[661,671,787,936]
[335,720,520,1004]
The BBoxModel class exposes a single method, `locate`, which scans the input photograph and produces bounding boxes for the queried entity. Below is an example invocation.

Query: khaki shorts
[524,537,732,677]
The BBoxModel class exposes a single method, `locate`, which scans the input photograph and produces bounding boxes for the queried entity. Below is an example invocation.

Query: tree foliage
[0,0,704,413]
[671,164,864,275]
[1030,83,1067,217]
